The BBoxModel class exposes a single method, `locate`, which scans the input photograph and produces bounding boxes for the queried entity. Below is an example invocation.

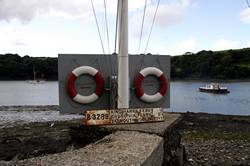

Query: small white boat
[199,83,230,94]
[28,80,46,84]
[28,67,46,84]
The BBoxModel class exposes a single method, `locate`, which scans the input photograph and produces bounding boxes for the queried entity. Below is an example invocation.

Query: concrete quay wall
[0,106,184,166]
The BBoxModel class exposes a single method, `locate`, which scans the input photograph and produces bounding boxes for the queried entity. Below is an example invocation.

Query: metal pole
[118,0,129,108]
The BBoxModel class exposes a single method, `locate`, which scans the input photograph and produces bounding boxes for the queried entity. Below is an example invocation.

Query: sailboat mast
[33,66,36,81]
[117,0,129,109]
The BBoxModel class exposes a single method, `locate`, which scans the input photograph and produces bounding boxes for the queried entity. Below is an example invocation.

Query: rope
[104,0,110,54]
[118,0,123,55]
[144,0,161,54]
[110,0,120,108]
[90,0,105,54]
[114,0,120,54]
[137,0,148,54]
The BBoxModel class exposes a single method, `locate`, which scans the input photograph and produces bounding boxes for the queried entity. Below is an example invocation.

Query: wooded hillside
[1,48,250,80]
[171,48,250,79]
[0,54,57,80]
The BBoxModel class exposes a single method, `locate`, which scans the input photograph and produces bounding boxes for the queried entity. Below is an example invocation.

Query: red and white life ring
[67,66,104,104]
[134,67,168,103]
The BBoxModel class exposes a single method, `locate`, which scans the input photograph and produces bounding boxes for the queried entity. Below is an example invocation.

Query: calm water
[167,81,250,115]
[0,81,249,115]
[0,81,58,106]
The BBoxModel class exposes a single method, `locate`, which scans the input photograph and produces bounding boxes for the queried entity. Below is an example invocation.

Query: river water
[0,81,249,115]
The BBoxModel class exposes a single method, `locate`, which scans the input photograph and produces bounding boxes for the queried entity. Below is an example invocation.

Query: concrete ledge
[0,110,184,166]
[102,113,184,165]
[103,113,182,136]
[1,131,164,166]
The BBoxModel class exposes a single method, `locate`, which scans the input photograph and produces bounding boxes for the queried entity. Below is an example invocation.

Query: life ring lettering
[134,67,168,103]
[67,66,104,104]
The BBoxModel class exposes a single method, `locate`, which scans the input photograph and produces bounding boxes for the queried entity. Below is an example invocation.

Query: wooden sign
[84,108,164,126]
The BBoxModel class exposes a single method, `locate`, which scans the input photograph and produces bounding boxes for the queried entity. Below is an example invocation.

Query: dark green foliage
[1,48,250,80]
[0,54,58,80]
[171,48,250,79]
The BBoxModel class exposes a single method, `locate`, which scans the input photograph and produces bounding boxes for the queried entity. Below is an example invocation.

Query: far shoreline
[1,78,250,82]
[171,78,250,83]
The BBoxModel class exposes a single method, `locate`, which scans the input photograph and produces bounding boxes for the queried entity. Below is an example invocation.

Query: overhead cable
[104,0,110,54]
[137,0,148,54]
[90,0,105,54]
[144,0,161,54]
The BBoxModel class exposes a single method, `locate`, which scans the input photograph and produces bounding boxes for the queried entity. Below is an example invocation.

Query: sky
[0,0,250,57]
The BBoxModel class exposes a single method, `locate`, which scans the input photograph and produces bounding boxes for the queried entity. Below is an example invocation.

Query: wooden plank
[84,108,164,126]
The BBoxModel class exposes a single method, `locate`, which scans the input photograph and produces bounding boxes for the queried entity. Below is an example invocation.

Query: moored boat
[199,83,230,94]
[27,67,46,84]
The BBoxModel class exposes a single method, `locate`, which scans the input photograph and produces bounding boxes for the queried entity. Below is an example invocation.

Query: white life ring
[67,66,104,104]
[134,67,168,103]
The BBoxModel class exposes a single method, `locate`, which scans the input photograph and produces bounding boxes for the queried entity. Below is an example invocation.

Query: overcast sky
[0,0,250,57]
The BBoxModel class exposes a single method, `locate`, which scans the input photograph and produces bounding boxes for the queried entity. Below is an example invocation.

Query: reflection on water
[0,81,250,115]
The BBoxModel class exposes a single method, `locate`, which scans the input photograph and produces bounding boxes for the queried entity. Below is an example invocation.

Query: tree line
[171,48,250,79]
[0,54,58,80]
[1,48,250,80]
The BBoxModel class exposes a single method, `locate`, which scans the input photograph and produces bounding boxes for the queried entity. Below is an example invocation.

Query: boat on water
[27,67,46,84]
[199,83,230,94]
[28,79,46,84]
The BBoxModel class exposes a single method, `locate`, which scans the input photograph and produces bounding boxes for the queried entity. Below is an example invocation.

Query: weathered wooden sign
[84,108,164,126]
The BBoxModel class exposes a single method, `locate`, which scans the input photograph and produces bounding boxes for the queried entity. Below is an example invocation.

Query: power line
[144,0,161,54]
[90,0,105,54]
[104,0,110,54]
[137,0,148,54]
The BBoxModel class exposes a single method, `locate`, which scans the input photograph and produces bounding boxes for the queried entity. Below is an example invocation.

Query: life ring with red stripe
[134,67,168,103]
[67,66,104,104]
